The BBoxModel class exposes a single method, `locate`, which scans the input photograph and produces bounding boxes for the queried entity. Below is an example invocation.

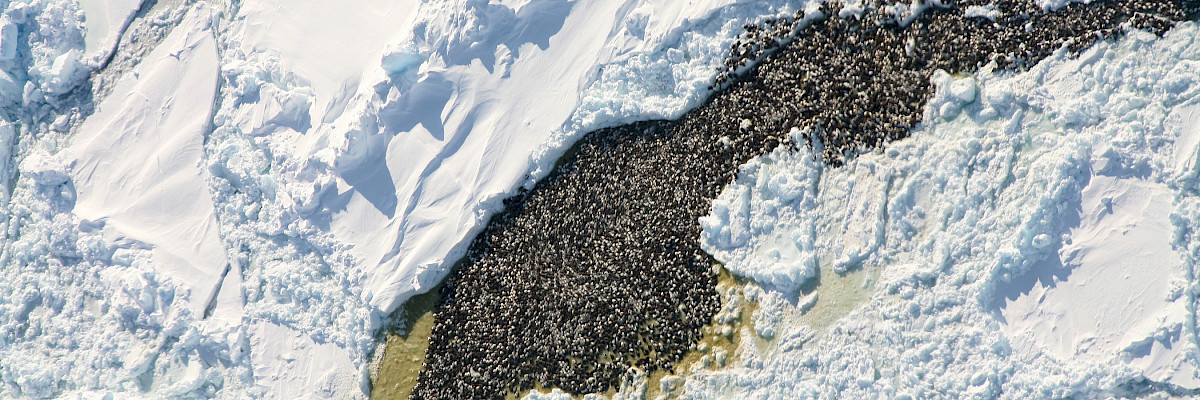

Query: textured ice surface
[700,130,827,292]
[963,4,1001,20]
[65,3,224,319]
[2,0,1198,398]
[693,22,1200,398]
[202,0,809,395]
[1036,0,1093,11]
[208,0,801,396]
[0,0,808,397]
[0,4,254,398]
[77,0,142,61]
[211,0,812,317]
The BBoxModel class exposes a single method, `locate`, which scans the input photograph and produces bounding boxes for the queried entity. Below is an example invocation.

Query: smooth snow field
[0,0,1199,398]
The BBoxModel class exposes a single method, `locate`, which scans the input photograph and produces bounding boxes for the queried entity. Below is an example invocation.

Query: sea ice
[1,3,257,398]
[2,0,1195,398]
[203,0,806,395]
[691,21,1200,398]
[964,4,1001,21]
[77,0,143,63]
[64,4,225,318]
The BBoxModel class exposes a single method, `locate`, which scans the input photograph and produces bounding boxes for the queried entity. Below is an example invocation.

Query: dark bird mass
[409,1,1199,398]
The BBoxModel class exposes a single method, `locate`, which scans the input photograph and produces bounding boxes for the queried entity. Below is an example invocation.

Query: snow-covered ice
[2,0,1199,398]
[963,4,1001,21]
[247,321,360,399]
[1000,174,1197,387]
[1,3,256,398]
[205,0,809,395]
[228,0,807,316]
[692,22,1200,398]
[65,4,226,319]
[0,0,809,397]
[77,0,142,62]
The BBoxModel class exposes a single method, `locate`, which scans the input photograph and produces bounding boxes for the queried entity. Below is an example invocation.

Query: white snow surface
[64,3,225,320]
[0,0,811,398]
[1035,0,1091,11]
[963,4,1000,21]
[3,0,1200,398]
[693,23,1200,398]
[1,3,255,399]
[77,0,142,62]
[220,0,808,317]
[206,0,810,396]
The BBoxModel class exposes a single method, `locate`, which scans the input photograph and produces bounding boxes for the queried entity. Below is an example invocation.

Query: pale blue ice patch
[381,43,423,77]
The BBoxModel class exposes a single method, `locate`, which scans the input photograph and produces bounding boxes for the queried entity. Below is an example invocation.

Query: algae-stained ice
[0,0,1199,399]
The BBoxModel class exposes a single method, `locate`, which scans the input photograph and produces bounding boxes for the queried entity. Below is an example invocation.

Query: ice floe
[77,0,142,63]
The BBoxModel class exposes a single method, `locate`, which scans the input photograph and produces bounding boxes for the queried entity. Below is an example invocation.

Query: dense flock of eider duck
[408,1,1198,398]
